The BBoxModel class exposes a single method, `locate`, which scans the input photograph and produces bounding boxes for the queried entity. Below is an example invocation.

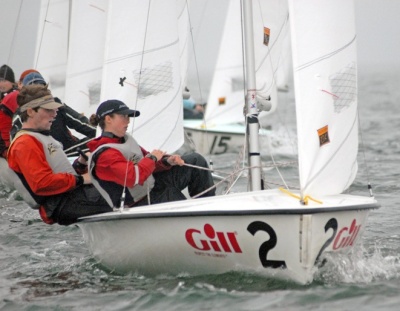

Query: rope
[7,1,23,65]
[35,0,51,68]
[357,109,374,197]
[183,161,297,198]
[279,187,322,205]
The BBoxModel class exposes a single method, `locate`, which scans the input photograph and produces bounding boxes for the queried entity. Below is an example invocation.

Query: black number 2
[314,218,338,266]
[247,221,287,269]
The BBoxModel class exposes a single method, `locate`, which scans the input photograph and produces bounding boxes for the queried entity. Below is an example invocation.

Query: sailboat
[77,0,379,284]
[183,0,289,155]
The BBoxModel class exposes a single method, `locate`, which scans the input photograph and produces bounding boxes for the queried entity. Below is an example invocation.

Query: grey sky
[0,0,399,77]
[355,0,400,70]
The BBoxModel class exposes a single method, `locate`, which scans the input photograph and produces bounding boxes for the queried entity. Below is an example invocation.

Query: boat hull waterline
[77,189,379,284]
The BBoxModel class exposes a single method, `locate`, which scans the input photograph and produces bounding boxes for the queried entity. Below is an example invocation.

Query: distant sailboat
[34,0,70,99]
[183,0,289,155]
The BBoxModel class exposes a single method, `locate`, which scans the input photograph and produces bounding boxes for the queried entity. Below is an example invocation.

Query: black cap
[96,99,140,119]
[0,64,15,83]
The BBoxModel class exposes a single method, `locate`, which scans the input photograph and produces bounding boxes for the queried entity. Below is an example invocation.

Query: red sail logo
[333,219,361,250]
[185,224,242,253]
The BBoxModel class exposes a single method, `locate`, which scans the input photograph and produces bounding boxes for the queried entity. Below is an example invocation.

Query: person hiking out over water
[0,64,19,158]
[11,71,96,156]
[7,84,112,225]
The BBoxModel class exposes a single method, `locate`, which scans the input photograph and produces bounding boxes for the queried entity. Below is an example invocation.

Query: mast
[243,0,262,191]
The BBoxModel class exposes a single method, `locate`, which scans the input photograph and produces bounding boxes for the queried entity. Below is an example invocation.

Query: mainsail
[64,0,108,118]
[289,0,358,197]
[100,0,184,153]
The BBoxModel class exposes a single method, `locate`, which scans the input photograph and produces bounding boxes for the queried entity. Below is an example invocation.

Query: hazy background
[0,0,399,87]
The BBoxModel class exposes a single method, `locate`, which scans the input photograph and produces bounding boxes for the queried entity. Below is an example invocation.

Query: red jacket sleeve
[7,135,77,195]
[0,111,12,158]
[95,147,157,187]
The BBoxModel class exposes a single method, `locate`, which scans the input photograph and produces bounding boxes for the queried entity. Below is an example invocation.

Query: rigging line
[35,0,52,69]
[257,13,290,96]
[240,0,247,119]
[296,35,356,72]
[7,0,24,65]
[104,39,179,64]
[186,0,213,157]
[357,107,373,196]
[255,12,289,73]
[119,0,153,211]
[64,136,97,154]
[183,161,296,175]
[186,0,206,106]
[223,142,247,194]
[191,162,297,199]
[267,133,289,190]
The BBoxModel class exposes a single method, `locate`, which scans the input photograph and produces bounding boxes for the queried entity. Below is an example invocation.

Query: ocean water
[1,68,399,311]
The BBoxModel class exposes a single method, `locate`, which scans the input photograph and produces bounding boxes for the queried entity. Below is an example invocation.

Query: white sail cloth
[100,0,184,153]
[289,0,358,197]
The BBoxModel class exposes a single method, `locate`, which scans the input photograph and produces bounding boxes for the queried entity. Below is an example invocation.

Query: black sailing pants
[135,152,215,206]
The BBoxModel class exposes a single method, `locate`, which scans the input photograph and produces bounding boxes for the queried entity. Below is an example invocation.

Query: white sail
[204,0,243,125]
[177,0,190,92]
[0,0,41,74]
[185,0,230,103]
[205,0,289,125]
[35,0,70,99]
[101,0,183,153]
[289,0,358,197]
[64,0,108,117]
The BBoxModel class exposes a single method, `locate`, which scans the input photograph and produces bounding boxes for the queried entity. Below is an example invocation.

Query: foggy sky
[0,0,399,77]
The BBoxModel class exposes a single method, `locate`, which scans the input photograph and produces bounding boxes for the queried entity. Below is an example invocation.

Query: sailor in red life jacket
[0,64,19,158]
[7,84,112,225]
[87,99,215,208]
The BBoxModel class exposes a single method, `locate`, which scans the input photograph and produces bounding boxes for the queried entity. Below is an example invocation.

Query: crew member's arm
[62,104,96,138]
[0,109,12,158]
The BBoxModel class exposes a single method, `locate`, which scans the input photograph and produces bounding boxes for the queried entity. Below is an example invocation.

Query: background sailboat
[183,0,290,155]
[34,0,70,99]
[77,0,379,284]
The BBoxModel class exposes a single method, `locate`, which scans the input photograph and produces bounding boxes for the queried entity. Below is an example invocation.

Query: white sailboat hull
[77,189,378,284]
[183,120,271,155]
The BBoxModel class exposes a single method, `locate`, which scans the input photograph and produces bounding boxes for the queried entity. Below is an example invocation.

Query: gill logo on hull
[185,224,242,253]
[333,219,361,250]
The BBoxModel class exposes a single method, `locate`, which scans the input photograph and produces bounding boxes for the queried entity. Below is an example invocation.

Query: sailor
[183,97,205,120]
[11,71,97,155]
[0,64,18,158]
[7,84,112,225]
[87,99,215,208]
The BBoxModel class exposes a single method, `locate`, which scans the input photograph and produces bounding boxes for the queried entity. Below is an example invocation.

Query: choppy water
[1,68,399,310]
